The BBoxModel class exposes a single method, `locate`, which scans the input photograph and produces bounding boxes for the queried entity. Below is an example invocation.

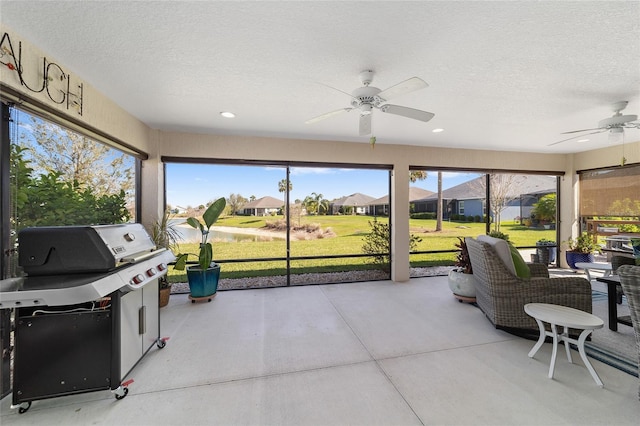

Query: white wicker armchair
[617,264,640,400]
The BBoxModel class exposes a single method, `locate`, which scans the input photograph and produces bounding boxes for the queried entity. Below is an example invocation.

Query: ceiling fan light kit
[306,70,435,137]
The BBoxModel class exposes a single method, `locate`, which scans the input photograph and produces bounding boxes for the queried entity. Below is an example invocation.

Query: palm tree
[318,198,330,215]
[278,178,292,218]
[302,195,317,215]
[302,192,329,215]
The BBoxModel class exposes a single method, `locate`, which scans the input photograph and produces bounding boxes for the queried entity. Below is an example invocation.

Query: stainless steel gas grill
[0,224,175,414]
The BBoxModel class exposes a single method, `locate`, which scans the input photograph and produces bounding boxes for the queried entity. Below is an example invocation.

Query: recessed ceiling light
[577,139,589,143]
[220,111,236,118]
[432,128,444,133]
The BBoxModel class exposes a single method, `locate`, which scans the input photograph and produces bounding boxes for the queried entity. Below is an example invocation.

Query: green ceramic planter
[186,263,221,298]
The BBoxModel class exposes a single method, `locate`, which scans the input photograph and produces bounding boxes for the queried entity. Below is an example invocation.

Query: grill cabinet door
[119,278,160,380]
[13,308,112,403]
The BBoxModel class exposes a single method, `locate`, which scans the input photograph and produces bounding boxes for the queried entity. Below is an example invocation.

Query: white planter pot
[447,269,477,298]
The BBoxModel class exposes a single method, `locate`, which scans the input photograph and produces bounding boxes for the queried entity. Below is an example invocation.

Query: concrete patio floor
[1,275,638,425]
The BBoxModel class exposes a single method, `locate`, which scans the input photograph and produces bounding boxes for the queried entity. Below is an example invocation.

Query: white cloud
[290,167,339,175]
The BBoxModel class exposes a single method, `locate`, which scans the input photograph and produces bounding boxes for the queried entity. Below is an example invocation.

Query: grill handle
[139,305,146,335]
[121,248,168,264]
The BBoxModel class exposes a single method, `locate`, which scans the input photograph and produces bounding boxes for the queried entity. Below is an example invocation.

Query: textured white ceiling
[1,1,639,153]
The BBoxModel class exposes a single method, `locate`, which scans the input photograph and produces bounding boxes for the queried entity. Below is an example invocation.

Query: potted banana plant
[174,197,226,302]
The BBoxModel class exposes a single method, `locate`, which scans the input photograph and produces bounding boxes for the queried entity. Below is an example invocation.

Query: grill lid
[18,224,157,276]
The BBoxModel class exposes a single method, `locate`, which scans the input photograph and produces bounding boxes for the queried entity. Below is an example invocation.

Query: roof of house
[368,187,435,205]
[415,175,556,202]
[331,193,376,207]
[242,196,283,209]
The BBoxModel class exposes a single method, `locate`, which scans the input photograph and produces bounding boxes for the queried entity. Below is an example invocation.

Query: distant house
[412,175,556,221]
[240,196,283,216]
[368,187,435,216]
[330,193,376,215]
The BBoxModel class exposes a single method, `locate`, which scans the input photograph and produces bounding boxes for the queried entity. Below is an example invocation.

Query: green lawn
[167,214,556,282]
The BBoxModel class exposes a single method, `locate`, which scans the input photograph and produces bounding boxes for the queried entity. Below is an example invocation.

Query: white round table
[524,303,604,387]
[574,261,612,282]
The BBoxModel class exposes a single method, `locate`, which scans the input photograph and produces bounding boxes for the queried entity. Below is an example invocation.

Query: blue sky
[166,163,480,209]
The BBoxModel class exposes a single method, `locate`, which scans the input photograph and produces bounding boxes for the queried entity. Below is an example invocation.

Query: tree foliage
[10,142,130,230]
[227,193,247,215]
[20,117,134,200]
[409,170,427,183]
[302,192,329,215]
[532,193,556,222]
[362,219,422,272]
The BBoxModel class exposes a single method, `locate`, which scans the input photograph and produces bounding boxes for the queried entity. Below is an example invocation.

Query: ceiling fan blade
[305,108,352,124]
[379,104,435,122]
[377,77,428,101]
[547,129,608,146]
[561,127,604,135]
[359,114,372,136]
[317,83,356,100]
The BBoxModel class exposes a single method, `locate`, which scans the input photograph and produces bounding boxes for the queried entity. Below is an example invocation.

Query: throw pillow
[508,242,531,279]
[477,234,516,275]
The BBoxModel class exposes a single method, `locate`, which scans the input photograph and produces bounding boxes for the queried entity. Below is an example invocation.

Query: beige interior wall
[573,140,640,171]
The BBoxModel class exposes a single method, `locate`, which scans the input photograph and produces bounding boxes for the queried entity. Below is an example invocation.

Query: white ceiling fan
[549,101,640,146]
[305,70,435,136]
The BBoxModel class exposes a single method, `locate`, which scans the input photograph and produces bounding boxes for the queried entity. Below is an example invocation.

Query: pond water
[169,219,283,243]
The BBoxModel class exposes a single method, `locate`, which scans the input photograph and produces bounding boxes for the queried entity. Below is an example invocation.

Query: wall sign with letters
[1,32,84,116]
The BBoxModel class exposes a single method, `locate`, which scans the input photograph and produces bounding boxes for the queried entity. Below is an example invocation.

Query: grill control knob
[131,274,145,285]
[146,268,157,277]
[157,263,167,271]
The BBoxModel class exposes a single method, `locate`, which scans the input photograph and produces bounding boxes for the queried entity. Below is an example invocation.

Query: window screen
[579,165,640,217]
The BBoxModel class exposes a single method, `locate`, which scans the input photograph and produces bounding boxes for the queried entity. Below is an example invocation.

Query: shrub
[410,212,436,220]
[362,219,422,272]
[488,230,510,241]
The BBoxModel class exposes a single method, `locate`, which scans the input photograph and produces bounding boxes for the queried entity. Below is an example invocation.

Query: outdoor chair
[612,255,636,303]
[466,236,592,336]
[617,264,640,400]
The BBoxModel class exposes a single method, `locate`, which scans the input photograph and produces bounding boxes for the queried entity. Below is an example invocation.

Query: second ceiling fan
[549,101,640,146]
[306,70,435,136]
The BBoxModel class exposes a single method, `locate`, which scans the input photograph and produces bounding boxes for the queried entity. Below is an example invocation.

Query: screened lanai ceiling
[1,1,639,154]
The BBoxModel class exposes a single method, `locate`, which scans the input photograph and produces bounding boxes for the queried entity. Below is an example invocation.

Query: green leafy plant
[536,238,555,246]
[532,193,556,223]
[174,197,227,271]
[362,219,421,272]
[149,209,181,289]
[488,230,509,241]
[563,231,598,254]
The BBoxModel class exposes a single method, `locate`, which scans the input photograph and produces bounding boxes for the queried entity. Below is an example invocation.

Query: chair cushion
[508,242,531,279]
[477,235,516,275]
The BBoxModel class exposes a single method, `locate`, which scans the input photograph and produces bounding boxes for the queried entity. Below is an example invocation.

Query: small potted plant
[174,197,227,302]
[448,237,476,302]
[149,209,181,308]
[535,238,556,265]
[563,231,599,269]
